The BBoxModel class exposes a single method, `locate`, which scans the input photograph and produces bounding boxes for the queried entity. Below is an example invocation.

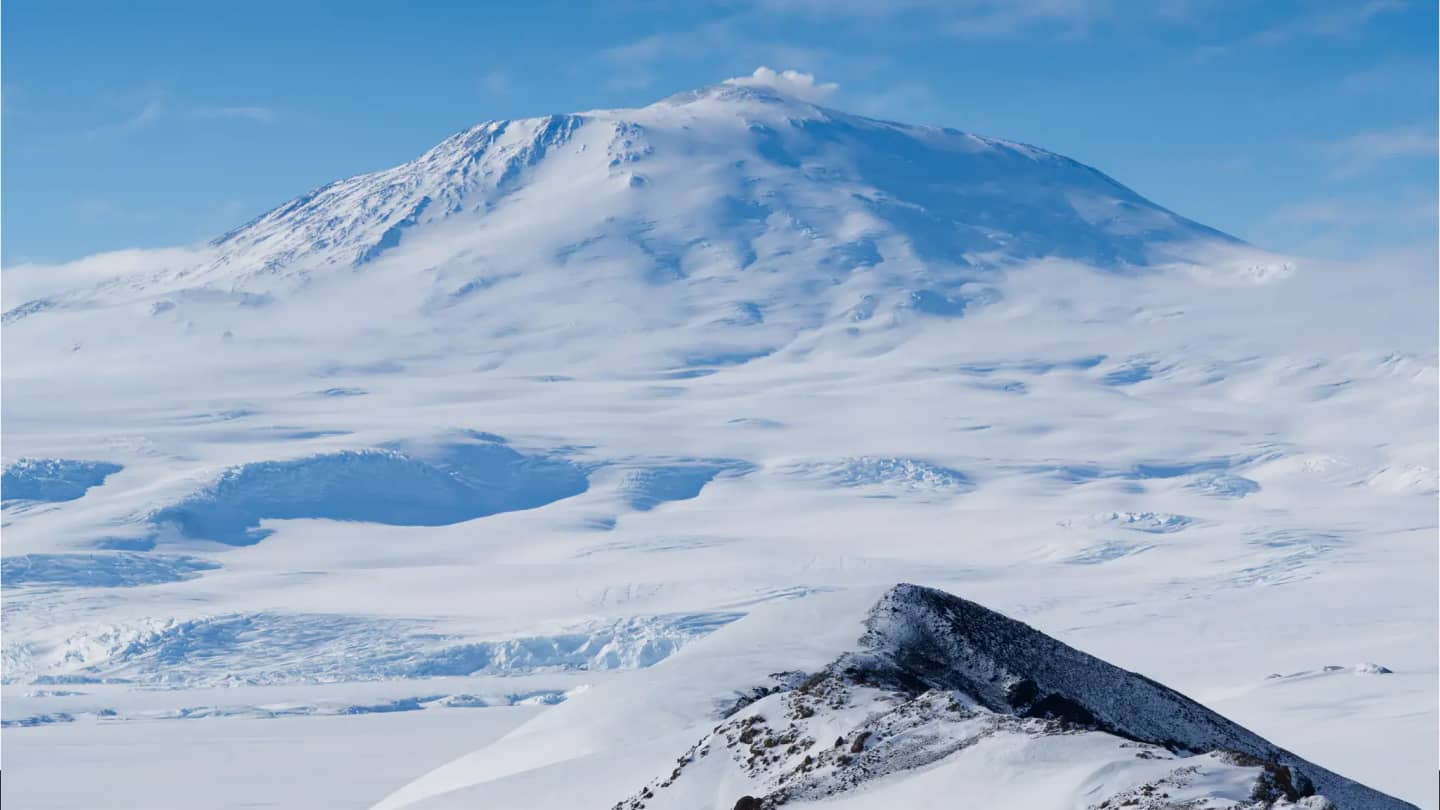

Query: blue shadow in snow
[1103,362,1156,386]
[620,461,756,512]
[680,348,775,368]
[1188,473,1261,498]
[2,459,123,505]
[148,434,588,546]
[904,287,1001,319]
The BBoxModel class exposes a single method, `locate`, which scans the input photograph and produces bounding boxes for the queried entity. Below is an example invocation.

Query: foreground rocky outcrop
[609,585,1410,810]
[378,585,1413,810]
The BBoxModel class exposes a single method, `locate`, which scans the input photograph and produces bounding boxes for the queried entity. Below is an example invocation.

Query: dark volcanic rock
[833,583,1412,809]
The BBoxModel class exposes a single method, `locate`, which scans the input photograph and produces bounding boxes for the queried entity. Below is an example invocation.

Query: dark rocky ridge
[834,583,1412,809]
[612,584,1412,810]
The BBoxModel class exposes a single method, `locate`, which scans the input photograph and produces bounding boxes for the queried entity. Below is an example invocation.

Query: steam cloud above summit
[723,66,839,102]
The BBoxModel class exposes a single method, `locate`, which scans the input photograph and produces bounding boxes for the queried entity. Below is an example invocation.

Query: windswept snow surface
[2,78,1435,809]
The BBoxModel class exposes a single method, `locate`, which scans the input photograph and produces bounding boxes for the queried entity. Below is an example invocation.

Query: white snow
[1,77,1434,809]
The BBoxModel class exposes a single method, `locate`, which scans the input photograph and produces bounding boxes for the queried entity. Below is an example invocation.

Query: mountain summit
[4,73,1287,375]
[201,74,1243,287]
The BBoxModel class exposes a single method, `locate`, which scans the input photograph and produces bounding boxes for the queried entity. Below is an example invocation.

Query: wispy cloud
[845,81,948,123]
[1337,58,1437,94]
[1260,188,1438,260]
[85,95,165,139]
[1249,0,1406,46]
[1192,0,1410,59]
[754,0,1196,38]
[757,0,1408,44]
[599,35,683,91]
[598,19,829,92]
[942,0,1189,38]
[1267,194,1437,226]
[191,105,276,124]
[1318,124,1438,175]
[599,19,738,88]
[83,91,278,140]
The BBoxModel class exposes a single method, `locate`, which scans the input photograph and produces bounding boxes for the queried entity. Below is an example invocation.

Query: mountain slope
[198,82,1241,284]
[377,585,1410,809]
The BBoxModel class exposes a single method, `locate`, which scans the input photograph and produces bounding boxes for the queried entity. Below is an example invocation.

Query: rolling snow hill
[1,72,1434,809]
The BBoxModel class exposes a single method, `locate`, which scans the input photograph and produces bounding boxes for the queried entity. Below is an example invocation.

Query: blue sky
[4,0,1435,265]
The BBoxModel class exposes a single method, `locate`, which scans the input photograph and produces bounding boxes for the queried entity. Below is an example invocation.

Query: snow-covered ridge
[205,114,588,278]
[380,585,1411,809]
[838,585,1399,806]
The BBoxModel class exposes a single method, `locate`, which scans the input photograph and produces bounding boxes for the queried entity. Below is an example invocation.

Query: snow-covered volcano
[200,81,1241,281]
[4,77,1279,339]
[2,75,1294,396]
[1,75,1433,810]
